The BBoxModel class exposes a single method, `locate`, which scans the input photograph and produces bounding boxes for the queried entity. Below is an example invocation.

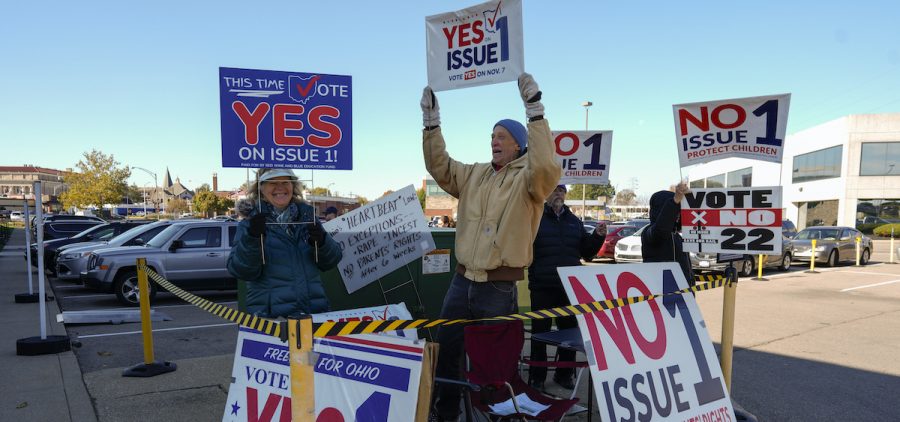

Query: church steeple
[163,167,173,188]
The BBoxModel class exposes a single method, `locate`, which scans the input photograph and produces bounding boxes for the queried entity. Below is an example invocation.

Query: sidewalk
[0,228,234,422]
[0,228,96,422]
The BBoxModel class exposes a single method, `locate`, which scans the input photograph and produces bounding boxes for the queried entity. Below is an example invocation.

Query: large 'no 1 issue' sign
[552,130,613,185]
[558,263,735,422]
[673,93,790,167]
[680,187,783,255]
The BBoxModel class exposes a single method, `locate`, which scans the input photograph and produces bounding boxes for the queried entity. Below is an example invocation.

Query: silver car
[690,240,793,277]
[55,220,181,281]
[81,220,238,306]
[790,226,873,266]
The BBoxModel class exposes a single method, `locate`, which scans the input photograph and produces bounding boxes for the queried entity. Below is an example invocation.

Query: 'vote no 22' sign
[552,130,613,185]
[680,187,783,255]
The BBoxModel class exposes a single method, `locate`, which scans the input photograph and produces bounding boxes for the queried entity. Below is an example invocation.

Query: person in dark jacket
[641,181,694,285]
[528,184,606,390]
[227,169,342,318]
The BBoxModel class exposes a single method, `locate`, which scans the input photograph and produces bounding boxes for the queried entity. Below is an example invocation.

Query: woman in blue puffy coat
[227,169,342,318]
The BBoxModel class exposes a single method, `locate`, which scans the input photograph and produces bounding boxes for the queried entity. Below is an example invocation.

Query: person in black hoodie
[527,184,606,390]
[641,181,694,286]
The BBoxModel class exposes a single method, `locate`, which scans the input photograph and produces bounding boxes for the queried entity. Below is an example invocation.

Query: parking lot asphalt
[3,228,899,421]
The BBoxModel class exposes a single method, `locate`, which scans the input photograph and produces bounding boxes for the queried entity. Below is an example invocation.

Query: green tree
[309,187,331,196]
[614,189,637,205]
[192,190,219,217]
[166,198,189,215]
[565,183,616,202]
[124,184,143,204]
[357,196,369,206]
[196,183,211,193]
[416,187,426,210]
[60,150,131,209]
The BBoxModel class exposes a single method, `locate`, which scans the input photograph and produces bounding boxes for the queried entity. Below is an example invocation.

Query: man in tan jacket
[421,73,561,421]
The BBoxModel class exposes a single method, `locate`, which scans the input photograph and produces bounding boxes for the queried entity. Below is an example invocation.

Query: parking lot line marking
[76,322,237,339]
[61,294,117,299]
[832,270,900,277]
[52,285,85,289]
[840,279,900,292]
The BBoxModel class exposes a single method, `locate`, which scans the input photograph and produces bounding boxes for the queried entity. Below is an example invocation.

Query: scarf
[261,201,299,236]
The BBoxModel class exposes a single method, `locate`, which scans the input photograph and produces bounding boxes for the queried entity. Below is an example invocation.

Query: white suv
[614,226,645,263]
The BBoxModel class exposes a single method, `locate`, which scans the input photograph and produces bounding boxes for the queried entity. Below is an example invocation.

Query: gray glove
[420,86,440,127]
[518,72,544,119]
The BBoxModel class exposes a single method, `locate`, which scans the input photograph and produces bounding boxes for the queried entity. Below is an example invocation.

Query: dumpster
[238,229,458,337]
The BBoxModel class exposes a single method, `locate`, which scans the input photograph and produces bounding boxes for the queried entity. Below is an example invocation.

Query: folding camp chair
[462,321,579,421]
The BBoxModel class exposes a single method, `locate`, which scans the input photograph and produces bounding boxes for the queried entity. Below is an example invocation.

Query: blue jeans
[433,273,518,419]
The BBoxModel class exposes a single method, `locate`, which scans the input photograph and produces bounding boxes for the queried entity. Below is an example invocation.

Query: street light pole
[582,101,593,219]
[132,167,159,220]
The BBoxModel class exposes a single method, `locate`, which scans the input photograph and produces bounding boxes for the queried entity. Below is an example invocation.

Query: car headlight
[814,246,826,251]
[61,252,81,260]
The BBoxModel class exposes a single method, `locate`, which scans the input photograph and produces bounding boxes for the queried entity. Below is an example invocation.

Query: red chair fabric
[463,321,579,421]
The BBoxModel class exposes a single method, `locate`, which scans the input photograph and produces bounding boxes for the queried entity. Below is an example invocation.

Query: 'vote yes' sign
[425,0,524,91]
[673,94,790,167]
[552,130,613,185]
[219,67,352,170]
[558,263,735,422]
[681,187,783,255]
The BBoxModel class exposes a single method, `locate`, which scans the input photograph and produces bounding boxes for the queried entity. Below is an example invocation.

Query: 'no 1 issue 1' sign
[219,67,352,170]
[558,263,735,422]
[673,93,790,167]
[551,130,613,185]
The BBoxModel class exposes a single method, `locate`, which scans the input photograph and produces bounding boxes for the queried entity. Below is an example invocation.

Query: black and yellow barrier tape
[694,274,724,282]
[140,264,727,341]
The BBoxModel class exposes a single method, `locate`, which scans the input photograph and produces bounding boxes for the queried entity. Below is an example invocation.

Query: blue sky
[2,1,898,200]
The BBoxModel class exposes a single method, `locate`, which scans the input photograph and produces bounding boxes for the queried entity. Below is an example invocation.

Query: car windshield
[145,224,182,248]
[72,224,108,239]
[632,225,647,236]
[107,223,158,246]
[795,228,841,240]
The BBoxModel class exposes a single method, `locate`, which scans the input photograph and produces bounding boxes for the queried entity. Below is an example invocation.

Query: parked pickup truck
[81,220,238,306]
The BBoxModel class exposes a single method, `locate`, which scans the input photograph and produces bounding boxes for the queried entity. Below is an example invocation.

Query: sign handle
[720,264,738,392]
[290,315,315,422]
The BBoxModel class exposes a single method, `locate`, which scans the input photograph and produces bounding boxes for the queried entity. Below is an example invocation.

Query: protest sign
[552,130,613,185]
[558,263,735,422]
[681,187,783,255]
[673,94,790,167]
[223,311,431,422]
[219,67,352,170]
[425,0,524,91]
[322,185,435,294]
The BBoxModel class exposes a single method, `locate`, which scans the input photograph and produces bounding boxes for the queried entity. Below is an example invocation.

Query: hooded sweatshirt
[641,190,694,286]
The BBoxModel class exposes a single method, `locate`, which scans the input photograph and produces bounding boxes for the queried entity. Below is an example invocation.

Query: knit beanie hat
[494,119,528,157]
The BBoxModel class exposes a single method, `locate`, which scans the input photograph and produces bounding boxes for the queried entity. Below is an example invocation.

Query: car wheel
[860,248,870,265]
[114,270,156,307]
[779,253,792,271]
[827,250,839,267]
[738,257,754,277]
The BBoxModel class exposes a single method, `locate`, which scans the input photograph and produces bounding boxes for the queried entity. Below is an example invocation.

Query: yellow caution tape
[139,264,727,340]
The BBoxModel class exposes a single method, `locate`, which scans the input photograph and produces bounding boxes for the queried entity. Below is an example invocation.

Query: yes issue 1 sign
[559,263,735,422]
[681,187,782,255]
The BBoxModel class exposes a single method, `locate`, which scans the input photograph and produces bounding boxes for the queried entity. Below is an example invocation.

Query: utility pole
[582,101,593,219]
